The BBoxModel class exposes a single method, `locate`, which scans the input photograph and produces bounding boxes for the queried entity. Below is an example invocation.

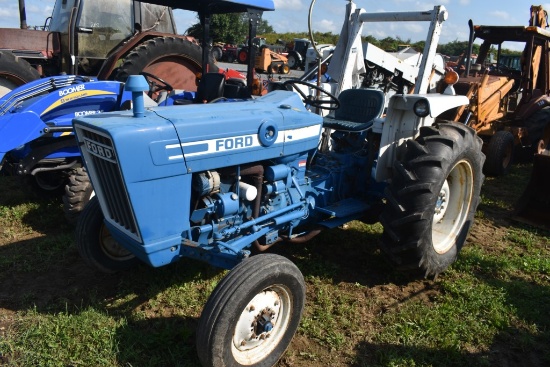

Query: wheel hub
[431,160,473,254]
[434,180,450,223]
[233,290,281,352]
[100,224,134,260]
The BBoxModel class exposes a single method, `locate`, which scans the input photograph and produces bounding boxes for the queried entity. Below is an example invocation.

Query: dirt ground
[0,163,548,366]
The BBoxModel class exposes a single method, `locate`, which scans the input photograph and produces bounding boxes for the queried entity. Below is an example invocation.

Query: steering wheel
[140,72,174,98]
[282,79,340,111]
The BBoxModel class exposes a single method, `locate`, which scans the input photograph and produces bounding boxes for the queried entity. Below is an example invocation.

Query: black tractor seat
[323,88,385,132]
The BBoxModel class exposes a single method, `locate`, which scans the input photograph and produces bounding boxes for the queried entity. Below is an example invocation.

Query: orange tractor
[455,5,550,229]
[453,6,550,177]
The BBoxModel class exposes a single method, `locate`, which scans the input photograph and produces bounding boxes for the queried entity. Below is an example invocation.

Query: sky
[0,0,542,51]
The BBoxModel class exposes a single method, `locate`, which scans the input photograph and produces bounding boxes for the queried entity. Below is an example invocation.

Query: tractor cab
[41,0,176,75]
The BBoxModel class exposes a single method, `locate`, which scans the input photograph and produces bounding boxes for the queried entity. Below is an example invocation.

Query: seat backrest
[334,88,385,122]
[196,72,225,103]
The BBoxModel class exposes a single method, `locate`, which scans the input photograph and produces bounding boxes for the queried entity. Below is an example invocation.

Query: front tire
[196,254,305,367]
[63,166,94,225]
[379,122,484,277]
[484,130,514,176]
[75,196,139,273]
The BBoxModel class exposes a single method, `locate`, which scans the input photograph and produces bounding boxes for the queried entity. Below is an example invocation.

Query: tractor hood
[72,91,321,256]
[73,90,322,183]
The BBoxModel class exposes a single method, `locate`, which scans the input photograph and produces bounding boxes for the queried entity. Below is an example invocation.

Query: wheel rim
[238,51,247,63]
[432,160,473,254]
[99,223,135,261]
[232,284,292,365]
[287,56,296,68]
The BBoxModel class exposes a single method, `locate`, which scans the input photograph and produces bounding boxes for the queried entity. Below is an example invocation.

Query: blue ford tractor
[0,0,270,223]
[71,2,485,366]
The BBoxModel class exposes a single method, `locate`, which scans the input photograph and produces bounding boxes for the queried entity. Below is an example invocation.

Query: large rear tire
[114,37,217,92]
[75,196,139,273]
[379,122,485,277]
[196,254,305,367]
[0,51,41,97]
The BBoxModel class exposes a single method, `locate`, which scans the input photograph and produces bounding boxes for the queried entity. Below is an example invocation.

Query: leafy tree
[185,14,273,44]
[186,13,246,43]
[437,40,475,56]
[258,19,274,34]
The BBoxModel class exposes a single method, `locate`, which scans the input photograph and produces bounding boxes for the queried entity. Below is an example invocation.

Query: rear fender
[375,94,469,182]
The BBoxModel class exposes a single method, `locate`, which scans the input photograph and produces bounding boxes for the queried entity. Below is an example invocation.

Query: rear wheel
[379,122,484,277]
[76,196,139,273]
[211,46,223,61]
[0,51,41,97]
[115,37,216,91]
[196,254,305,367]
[484,130,514,176]
[287,53,299,70]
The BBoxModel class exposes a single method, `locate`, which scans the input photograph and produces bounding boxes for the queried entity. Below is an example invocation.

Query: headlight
[414,99,430,117]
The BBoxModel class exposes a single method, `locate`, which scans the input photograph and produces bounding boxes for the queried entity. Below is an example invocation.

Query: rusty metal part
[0,28,60,58]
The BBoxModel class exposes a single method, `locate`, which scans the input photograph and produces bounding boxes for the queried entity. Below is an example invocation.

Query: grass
[0,163,549,366]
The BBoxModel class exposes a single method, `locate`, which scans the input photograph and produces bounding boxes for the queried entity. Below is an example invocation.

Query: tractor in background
[72,2,485,366]
[0,0,209,96]
[452,5,550,176]
[286,38,311,70]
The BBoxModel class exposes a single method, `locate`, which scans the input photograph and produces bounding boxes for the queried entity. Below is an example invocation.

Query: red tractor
[0,0,209,96]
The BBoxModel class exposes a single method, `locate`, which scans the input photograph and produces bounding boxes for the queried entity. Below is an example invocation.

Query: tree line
[186,14,522,57]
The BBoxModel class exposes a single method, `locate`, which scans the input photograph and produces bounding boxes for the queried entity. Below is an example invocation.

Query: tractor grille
[77,127,140,240]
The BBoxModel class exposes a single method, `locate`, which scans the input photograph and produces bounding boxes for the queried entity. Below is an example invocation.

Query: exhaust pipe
[19,0,28,29]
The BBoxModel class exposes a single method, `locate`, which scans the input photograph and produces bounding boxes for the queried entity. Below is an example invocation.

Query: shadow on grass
[115,316,202,367]
[351,249,550,367]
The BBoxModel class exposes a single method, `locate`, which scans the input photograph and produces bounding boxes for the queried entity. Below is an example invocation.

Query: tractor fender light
[444,69,459,85]
[414,99,430,117]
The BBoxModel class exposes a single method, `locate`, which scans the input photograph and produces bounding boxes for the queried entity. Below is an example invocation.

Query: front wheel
[379,122,485,277]
[75,196,139,273]
[63,166,94,225]
[196,254,305,367]
[484,130,514,176]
